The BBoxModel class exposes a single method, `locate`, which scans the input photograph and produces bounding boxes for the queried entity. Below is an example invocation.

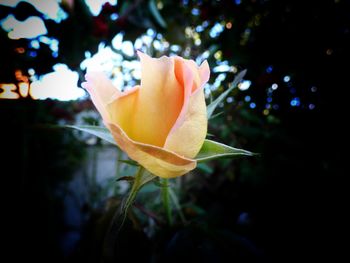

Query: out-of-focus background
[1,0,348,262]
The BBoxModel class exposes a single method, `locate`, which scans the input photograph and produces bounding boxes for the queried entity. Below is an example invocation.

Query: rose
[82,51,210,178]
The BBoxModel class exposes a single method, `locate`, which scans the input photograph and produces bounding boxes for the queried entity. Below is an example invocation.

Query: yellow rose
[83,51,210,178]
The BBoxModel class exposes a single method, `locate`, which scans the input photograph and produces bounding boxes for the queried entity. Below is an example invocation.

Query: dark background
[1,0,348,262]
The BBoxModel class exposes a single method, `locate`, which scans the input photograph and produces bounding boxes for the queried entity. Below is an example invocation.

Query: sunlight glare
[80,46,123,72]
[1,15,47,39]
[18,82,29,97]
[0,84,20,99]
[238,80,252,91]
[30,64,85,101]
[0,0,67,22]
[84,0,117,16]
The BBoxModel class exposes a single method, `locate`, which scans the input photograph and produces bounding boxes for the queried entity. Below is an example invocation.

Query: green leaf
[210,111,224,120]
[207,69,247,119]
[118,159,138,166]
[65,125,117,146]
[116,176,135,182]
[149,0,167,28]
[195,139,255,162]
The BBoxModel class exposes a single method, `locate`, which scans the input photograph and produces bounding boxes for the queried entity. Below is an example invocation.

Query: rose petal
[107,85,140,138]
[198,60,210,92]
[83,71,120,122]
[182,59,201,93]
[168,57,194,137]
[164,59,209,158]
[164,87,207,158]
[106,122,197,178]
[107,51,184,147]
[181,59,209,93]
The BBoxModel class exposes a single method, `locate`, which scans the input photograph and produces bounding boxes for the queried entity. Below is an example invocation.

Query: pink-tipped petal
[164,88,207,158]
[164,58,209,158]
[198,60,210,89]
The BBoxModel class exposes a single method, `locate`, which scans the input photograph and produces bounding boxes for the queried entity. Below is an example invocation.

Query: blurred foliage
[1,0,349,262]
